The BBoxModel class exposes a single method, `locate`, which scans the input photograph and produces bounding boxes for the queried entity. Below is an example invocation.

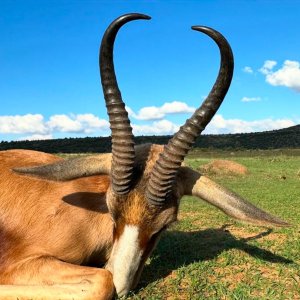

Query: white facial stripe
[107,225,142,297]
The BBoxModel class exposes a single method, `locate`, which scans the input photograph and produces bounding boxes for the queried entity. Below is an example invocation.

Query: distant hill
[0,125,299,153]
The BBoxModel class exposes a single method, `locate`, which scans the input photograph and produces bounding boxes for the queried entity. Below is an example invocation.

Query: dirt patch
[199,159,249,176]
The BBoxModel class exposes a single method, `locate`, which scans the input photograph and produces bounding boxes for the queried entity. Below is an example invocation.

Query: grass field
[122,149,300,300]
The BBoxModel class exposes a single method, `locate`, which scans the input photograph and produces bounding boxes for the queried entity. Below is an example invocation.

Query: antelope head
[15,13,289,297]
[99,13,289,296]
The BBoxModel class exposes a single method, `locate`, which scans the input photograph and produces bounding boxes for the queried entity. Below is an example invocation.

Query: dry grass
[199,159,249,176]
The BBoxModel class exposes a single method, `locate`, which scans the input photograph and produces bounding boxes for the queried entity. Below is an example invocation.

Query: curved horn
[180,167,290,227]
[147,26,234,205]
[100,13,151,194]
[13,154,112,181]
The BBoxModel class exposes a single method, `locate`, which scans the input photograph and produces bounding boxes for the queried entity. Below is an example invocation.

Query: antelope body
[0,13,289,299]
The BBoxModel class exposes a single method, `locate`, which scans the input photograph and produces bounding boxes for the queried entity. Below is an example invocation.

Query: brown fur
[0,149,115,298]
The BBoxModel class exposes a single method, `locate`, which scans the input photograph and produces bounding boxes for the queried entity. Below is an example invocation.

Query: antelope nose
[116,286,130,297]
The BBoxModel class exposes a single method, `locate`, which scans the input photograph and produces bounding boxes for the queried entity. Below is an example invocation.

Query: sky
[1,0,300,141]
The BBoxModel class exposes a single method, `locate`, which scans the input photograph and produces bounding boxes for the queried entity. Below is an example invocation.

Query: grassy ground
[123,149,300,300]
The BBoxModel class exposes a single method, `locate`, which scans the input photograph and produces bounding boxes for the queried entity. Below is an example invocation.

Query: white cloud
[132,120,179,135]
[134,106,165,120]
[0,113,109,139]
[47,114,109,134]
[47,115,82,133]
[125,106,135,118]
[133,115,295,136]
[205,114,295,134]
[128,101,195,120]
[241,96,261,102]
[18,134,53,141]
[263,60,300,92]
[243,66,253,74]
[0,114,48,134]
[160,102,195,114]
[133,115,296,135]
[75,114,109,133]
[0,112,297,141]
[259,60,277,75]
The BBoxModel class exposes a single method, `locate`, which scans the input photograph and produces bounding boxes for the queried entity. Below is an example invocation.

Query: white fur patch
[106,225,142,297]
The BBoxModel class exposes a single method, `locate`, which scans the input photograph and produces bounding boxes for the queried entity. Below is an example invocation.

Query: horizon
[2,122,299,144]
[1,1,300,142]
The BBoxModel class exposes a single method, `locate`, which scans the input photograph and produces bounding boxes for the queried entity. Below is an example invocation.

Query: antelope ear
[178,167,290,228]
[13,154,111,181]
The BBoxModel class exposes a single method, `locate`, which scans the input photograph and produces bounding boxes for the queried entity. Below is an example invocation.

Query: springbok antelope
[0,13,289,300]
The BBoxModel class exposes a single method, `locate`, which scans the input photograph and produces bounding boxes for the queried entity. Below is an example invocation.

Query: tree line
[0,125,299,153]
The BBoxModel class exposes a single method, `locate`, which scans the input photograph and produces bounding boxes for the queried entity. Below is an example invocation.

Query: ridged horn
[100,13,151,194]
[147,26,234,205]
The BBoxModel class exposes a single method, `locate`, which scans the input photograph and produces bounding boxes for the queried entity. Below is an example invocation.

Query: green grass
[124,149,300,300]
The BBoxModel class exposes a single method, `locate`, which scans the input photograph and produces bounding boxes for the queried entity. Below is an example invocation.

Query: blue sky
[1,0,299,141]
